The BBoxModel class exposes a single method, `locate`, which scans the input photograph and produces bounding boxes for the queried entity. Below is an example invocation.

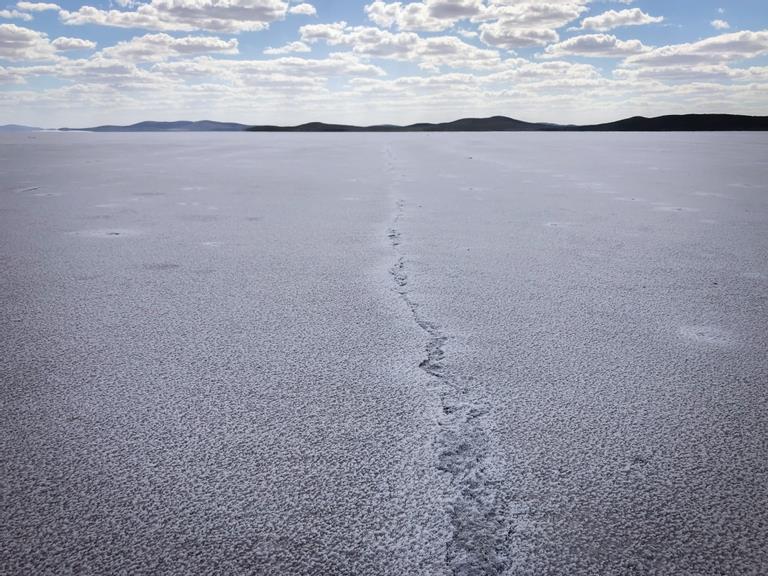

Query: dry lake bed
[2,132,767,575]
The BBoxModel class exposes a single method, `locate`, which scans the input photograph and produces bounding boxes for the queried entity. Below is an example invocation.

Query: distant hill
[246,114,768,132]
[573,114,768,132]
[0,124,42,132]
[248,122,366,132]
[60,120,249,132]
[406,116,551,132]
[52,114,768,132]
[247,116,552,132]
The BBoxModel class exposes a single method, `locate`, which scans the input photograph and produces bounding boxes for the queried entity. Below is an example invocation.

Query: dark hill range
[56,114,768,132]
[0,124,43,132]
[251,114,768,132]
[60,120,249,132]
[247,116,552,132]
[573,114,768,132]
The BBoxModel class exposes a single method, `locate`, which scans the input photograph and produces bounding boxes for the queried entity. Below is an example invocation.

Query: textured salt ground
[385,133,768,575]
[1,134,450,575]
[2,132,768,575]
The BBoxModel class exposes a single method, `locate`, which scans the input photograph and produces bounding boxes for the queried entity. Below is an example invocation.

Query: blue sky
[1,0,767,127]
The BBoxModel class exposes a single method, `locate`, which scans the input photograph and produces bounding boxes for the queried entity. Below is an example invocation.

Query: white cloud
[711,19,730,30]
[479,23,558,49]
[543,33,648,57]
[16,2,59,11]
[364,0,486,31]
[429,0,484,19]
[476,2,589,49]
[624,30,768,67]
[151,52,386,84]
[100,33,238,61]
[479,2,588,28]
[0,64,25,83]
[288,3,316,16]
[0,9,32,21]
[264,40,311,54]
[481,58,603,85]
[0,23,56,59]
[299,21,347,43]
[363,1,590,50]
[417,34,501,70]
[300,22,501,69]
[52,36,97,50]
[580,8,663,32]
[5,50,768,128]
[23,56,170,87]
[615,63,768,84]
[59,0,290,33]
[365,1,460,32]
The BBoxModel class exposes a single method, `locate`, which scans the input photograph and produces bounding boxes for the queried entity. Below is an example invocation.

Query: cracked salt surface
[678,325,736,346]
[387,191,507,575]
[2,132,767,575]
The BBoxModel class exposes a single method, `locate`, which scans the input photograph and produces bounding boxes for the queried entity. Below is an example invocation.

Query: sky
[1,0,767,127]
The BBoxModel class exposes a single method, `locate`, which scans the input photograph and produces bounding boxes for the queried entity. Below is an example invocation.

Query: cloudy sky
[1,0,766,127]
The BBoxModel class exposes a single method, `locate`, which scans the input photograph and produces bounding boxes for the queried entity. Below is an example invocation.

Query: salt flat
[1,132,767,575]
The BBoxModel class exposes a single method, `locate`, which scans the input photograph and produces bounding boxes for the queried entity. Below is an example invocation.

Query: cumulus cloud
[364,0,586,33]
[479,1,588,27]
[365,1,465,32]
[52,36,97,50]
[579,8,663,32]
[5,51,768,127]
[477,2,589,49]
[543,34,648,58]
[429,0,483,19]
[364,0,488,31]
[288,3,316,16]
[615,63,768,84]
[264,40,311,54]
[416,34,501,69]
[59,0,290,33]
[16,2,59,11]
[8,50,388,103]
[0,23,56,59]
[624,30,768,67]
[501,59,602,81]
[0,64,25,83]
[299,21,347,43]
[21,56,167,87]
[342,58,621,119]
[0,9,32,20]
[479,23,558,49]
[300,21,500,69]
[100,33,238,61]
[153,52,386,81]
[711,19,730,30]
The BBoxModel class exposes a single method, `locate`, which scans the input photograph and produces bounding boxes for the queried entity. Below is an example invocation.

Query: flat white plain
[1,132,767,575]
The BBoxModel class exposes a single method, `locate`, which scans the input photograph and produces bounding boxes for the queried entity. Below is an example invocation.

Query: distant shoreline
[4,114,768,133]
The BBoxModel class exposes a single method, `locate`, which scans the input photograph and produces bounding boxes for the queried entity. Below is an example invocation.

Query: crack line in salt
[384,147,510,576]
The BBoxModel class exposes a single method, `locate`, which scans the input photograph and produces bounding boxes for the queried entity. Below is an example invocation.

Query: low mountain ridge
[54,114,768,132]
[574,114,768,132]
[61,120,249,132]
[0,124,43,132]
[251,114,768,132]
